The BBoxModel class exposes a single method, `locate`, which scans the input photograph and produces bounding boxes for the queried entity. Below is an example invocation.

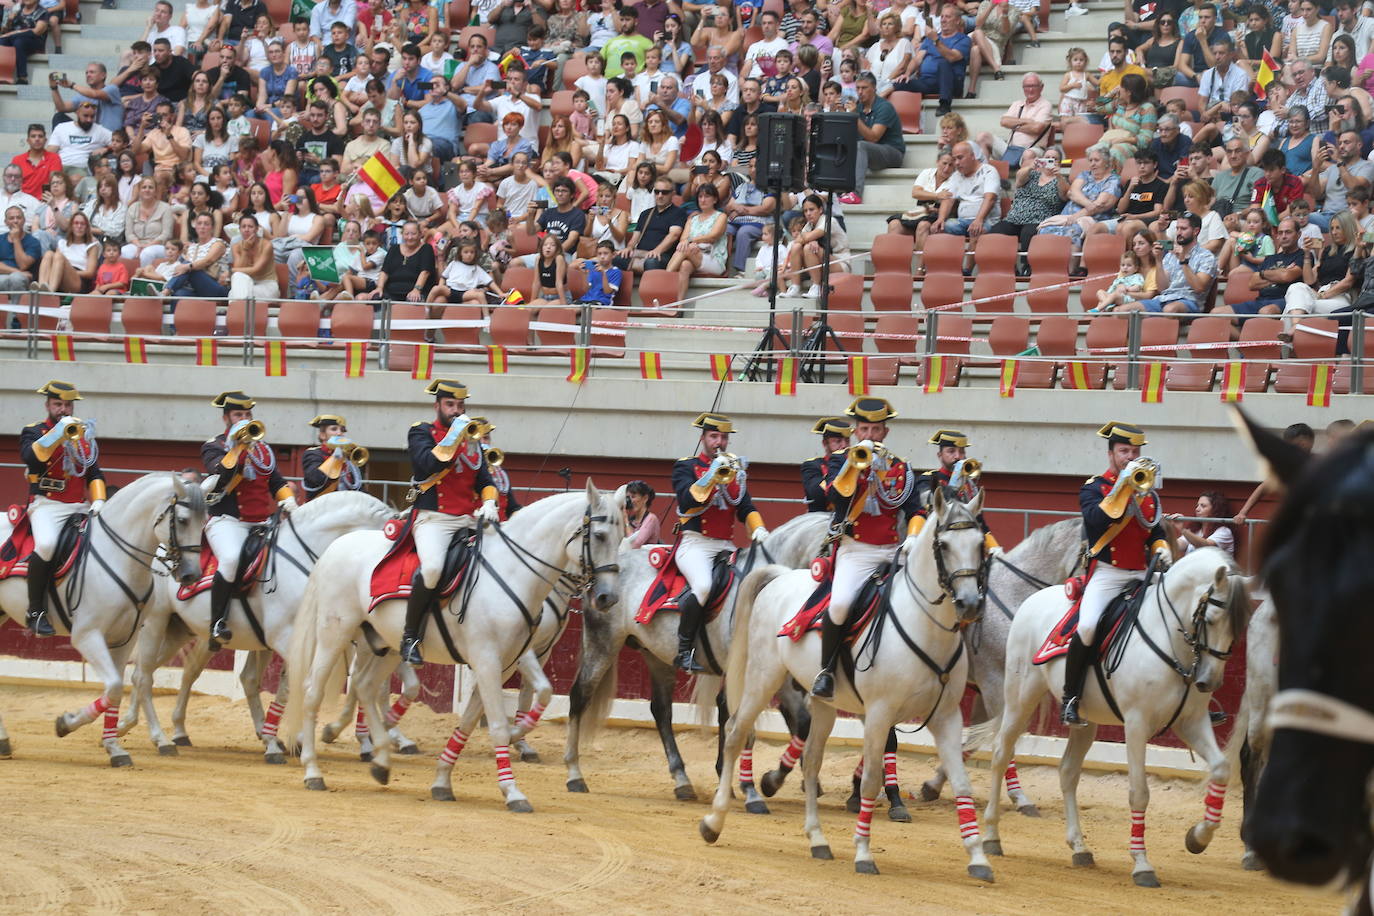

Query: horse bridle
[489,501,620,599]
[901,515,988,631]
[1148,576,1236,682]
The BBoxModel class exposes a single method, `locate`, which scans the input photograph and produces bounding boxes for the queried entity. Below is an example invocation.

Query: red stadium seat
[970,273,1016,314]
[1274,318,1339,393]
[869,233,915,276]
[918,271,965,312]
[1113,315,1179,390]
[889,91,923,135]
[277,300,322,341]
[120,298,166,337]
[921,233,966,276]
[329,302,374,340]
[870,272,915,312]
[172,299,217,339]
[439,304,484,348]
[1237,317,1282,391]
[1168,315,1231,391]
[1079,314,1127,388]
[1081,233,1125,278]
[1026,273,1070,312]
[828,272,864,311]
[973,233,1018,277]
[489,305,533,350]
[1027,234,1072,276]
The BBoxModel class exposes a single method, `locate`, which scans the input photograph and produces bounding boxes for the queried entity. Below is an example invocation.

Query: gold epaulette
[1083,475,1099,486]
[410,420,428,427]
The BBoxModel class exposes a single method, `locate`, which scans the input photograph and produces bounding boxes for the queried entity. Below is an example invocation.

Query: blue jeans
[1135,296,1199,313]
[1231,298,1284,315]
[1308,211,1334,231]
[0,31,45,81]
[942,218,976,236]
[1172,73,1199,87]
[166,269,228,300]
[431,136,457,161]
[894,61,960,106]
[728,220,766,273]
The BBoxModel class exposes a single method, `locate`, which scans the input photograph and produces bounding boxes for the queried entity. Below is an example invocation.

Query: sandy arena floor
[0,681,1333,914]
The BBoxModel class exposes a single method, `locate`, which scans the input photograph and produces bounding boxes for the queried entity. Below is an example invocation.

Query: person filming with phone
[1115,211,1216,313]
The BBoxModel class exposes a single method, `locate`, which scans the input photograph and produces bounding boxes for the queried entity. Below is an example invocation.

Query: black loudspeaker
[755,112,807,192]
[807,112,860,192]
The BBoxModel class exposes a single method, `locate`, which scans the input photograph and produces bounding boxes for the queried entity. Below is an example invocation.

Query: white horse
[701,489,995,879]
[978,546,1249,887]
[0,473,206,765]
[563,511,829,805]
[280,482,624,811]
[118,491,395,761]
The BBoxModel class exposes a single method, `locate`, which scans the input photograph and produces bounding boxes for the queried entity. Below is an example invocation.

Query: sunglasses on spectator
[653,188,673,194]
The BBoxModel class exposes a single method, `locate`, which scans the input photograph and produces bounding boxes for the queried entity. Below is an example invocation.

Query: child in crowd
[632,46,666,106]
[93,241,130,295]
[265,95,302,138]
[1059,48,1091,120]
[837,58,859,99]
[1350,186,1374,235]
[521,25,557,92]
[575,240,622,305]
[760,49,796,105]
[337,229,387,299]
[575,52,609,117]
[420,30,454,74]
[288,19,320,76]
[226,94,254,139]
[441,159,495,226]
[486,209,513,284]
[751,221,782,296]
[1218,206,1276,274]
[233,136,261,190]
[403,169,447,230]
[570,89,596,140]
[240,15,276,72]
[134,238,186,286]
[1164,98,1195,138]
[433,237,505,304]
[1094,250,1147,311]
[1288,198,1325,246]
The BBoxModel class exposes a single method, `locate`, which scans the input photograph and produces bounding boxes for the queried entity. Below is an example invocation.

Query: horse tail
[725,565,785,716]
[578,642,619,746]
[279,571,326,754]
[692,674,723,728]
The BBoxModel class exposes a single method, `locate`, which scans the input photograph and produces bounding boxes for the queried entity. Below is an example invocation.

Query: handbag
[1000,103,1052,167]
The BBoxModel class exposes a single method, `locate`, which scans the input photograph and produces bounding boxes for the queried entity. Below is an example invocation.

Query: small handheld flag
[358,151,405,202]
[302,246,341,284]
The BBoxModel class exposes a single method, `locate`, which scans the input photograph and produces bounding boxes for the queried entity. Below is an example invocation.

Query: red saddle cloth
[778,572,882,644]
[635,543,737,626]
[1031,571,1130,665]
[367,513,469,612]
[0,504,85,581]
[177,531,271,601]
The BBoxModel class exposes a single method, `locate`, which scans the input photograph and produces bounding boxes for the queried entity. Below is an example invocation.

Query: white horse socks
[261,701,285,739]
[438,728,468,766]
[883,751,898,788]
[1005,760,1022,794]
[1204,781,1225,825]
[1130,809,1146,852]
[355,705,369,739]
[956,795,979,840]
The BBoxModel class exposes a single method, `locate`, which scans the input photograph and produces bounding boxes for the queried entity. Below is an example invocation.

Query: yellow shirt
[1099,64,1148,100]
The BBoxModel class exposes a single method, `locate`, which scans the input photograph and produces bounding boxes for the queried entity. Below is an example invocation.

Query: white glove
[226,418,252,441]
[438,415,470,448]
[902,534,918,556]
[36,416,78,448]
[89,499,105,515]
[857,438,875,450]
[750,526,769,543]
[987,545,1003,558]
[278,497,297,514]
[325,435,352,448]
[477,499,500,525]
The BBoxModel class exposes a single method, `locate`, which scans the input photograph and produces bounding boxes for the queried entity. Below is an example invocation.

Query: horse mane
[104,470,179,510]
[1006,517,1081,563]
[289,489,390,526]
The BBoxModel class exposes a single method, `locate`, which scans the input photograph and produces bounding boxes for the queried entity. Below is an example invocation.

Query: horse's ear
[1214,565,1228,589]
[932,485,946,516]
[1230,405,1309,489]
[171,472,186,501]
[585,478,600,505]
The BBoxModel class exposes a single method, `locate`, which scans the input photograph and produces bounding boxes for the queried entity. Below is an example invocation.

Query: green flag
[302,246,341,284]
[444,59,460,80]
[130,277,165,297]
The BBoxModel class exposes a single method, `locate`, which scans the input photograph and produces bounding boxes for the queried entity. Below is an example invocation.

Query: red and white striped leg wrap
[854,796,876,839]
[777,735,804,771]
[495,745,515,787]
[437,728,468,767]
[955,795,980,840]
[516,701,546,732]
[1005,760,1023,794]
[355,705,370,739]
[1129,810,1147,853]
[101,704,120,742]
[1203,781,1226,825]
[853,758,865,780]
[83,695,112,723]
[739,747,754,784]
[883,751,898,788]
[261,701,285,739]
[385,695,413,727]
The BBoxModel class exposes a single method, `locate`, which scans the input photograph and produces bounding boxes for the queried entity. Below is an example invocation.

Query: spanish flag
[502,289,524,305]
[358,151,405,203]
[264,339,287,377]
[124,337,148,365]
[848,355,868,395]
[345,340,367,378]
[412,343,434,379]
[774,356,798,396]
[487,344,508,374]
[51,334,74,362]
[1140,361,1166,403]
[498,49,526,77]
[196,338,218,366]
[1220,361,1245,402]
[1308,363,1333,407]
[567,347,590,383]
[923,355,945,393]
[1254,49,1278,100]
[1065,361,1092,390]
[710,353,732,381]
[999,359,1018,398]
[639,351,663,380]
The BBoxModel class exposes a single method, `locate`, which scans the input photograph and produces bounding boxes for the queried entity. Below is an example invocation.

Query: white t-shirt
[442,259,493,289]
[184,2,217,42]
[404,185,444,219]
[489,95,540,145]
[58,238,98,271]
[49,121,114,169]
[939,163,1000,220]
[743,36,790,79]
[421,51,454,73]
[148,24,188,50]
[1165,209,1226,247]
[496,174,536,215]
[575,74,608,116]
[632,70,666,106]
[602,139,641,172]
[445,182,493,221]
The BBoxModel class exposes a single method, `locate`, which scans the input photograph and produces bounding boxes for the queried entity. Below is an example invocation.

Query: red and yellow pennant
[124,337,148,365]
[923,355,945,394]
[774,356,798,396]
[1220,361,1245,403]
[264,340,287,377]
[848,355,869,395]
[567,347,590,383]
[1065,361,1092,390]
[196,337,218,366]
[357,151,405,202]
[999,359,1019,398]
[710,353,732,382]
[487,344,508,374]
[1308,363,1333,407]
[1254,49,1278,100]
[51,334,74,362]
[411,343,434,380]
[344,340,367,378]
[1140,362,1166,403]
[639,351,663,380]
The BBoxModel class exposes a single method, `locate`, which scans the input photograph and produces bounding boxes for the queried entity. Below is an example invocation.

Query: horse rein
[902,515,989,630]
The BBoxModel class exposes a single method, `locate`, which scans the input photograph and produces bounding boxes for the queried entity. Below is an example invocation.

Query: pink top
[1360,53,1374,92]
[264,169,285,204]
[628,510,661,548]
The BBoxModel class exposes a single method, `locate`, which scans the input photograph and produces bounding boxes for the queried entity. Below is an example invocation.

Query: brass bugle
[61,419,86,441]
[484,446,504,468]
[461,418,488,441]
[344,443,369,468]
[847,442,874,471]
[711,449,740,485]
[1127,458,1159,492]
[233,420,266,444]
[962,458,982,481]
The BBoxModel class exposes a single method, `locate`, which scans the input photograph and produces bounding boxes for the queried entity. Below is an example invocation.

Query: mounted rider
[801,416,853,513]
[401,380,500,666]
[672,412,769,673]
[301,414,367,501]
[913,429,1000,552]
[19,380,105,636]
[1062,421,1169,727]
[202,391,297,646]
[476,419,521,520]
[812,397,922,699]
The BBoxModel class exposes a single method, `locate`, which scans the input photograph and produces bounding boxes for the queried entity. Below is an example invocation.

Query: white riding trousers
[676,530,735,603]
[412,509,475,589]
[205,515,254,582]
[28,495,87,560]
[1078,561,1143,645]
[828,537,897,626]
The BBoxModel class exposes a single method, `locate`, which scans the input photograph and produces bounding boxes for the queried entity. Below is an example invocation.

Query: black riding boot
[674,592,707,673]
[810,615,843,699]
[1060,633,1092,727]
[208,573,233,647]
[400,572,434,666]
[25,553,54,637]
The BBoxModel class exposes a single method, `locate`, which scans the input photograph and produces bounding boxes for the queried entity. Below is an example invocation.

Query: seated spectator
[0,0,49,86]
[478,66,544,148]
[1105,148,1169,247]
[730,113,760,172]
[92,240,130,295]
[482,113,538,183]
[919,141,997,247]
[1117,212,1217,313]
[1238,6,1281,75]
[543,115,587,172]
[1250,148,1307,223]
[1211,137,1263,230]
[1306,129,1374,231]
[638,109,680,177]
[1095,72,1157,167]
[848,72,904,205]
[259,139,301,205]
[866,11,913,97]
[439,160,493,226]
[1213,216,1303,316]
[49,101,114,177]
[617,175,684,271]
[342,107,390,175]
[1097,35,1147,105]
[390,111,433,179]
[1174,2,1223,88]
[178,180,224,242]
[579,181,630,257]
[256,40,299,113]
[889,149,955,237]
[1158,180,1226,255]
[685,150,732,210]
[306,76,351,135]
[666,182,727,300]
[164,210,230,299]
[526,177,586,258]
[433,237,504,304]
[724,159,776,277]
[529,233,569,307]
[573,240,623,305]
[33,210,98,292]
[987,149,1068,261]
[1168,491,1236,556]
[966,0,1014,96]
[495,151,538,218]
[828,0,873,61]
[1094,249,1147,311]
[975,73,1052,165]
[643,74,692,142]
[520,25,558,92]
[593,114,641,186]
[32,171,78,254]
[0,205,40,289]
[1196,36,1248,123]
[1286,0,1333,73]
[419,30,453,75]
[778,191,849,298]
[1277,107,1316,177]
[1282,210,1358,333]
[1216,205,1276,274]
[364,219,436,303]
[623,161,658,219]
[1038,146,1122,248]
[416,74,462,163]
[1149,114,1193,178]
[624,479,661,547]
[892,3,969,118]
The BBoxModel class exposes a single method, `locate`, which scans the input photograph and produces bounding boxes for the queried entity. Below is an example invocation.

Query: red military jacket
[672,451,760,540]
[408,420,496,515]
[823,450,921,546]
[1081,468,1166,570]
[20,418,105,504]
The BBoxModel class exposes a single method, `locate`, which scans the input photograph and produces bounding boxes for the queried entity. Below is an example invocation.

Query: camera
[692,164,708,174]
[1160,239,1175,252]
[490,79,505,91]
[49,71,66,86]
[149,114,162,129]
[1035,157,1055,170]
[534,200,549,209]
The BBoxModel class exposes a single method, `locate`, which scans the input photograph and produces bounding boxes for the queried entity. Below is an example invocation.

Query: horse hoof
[172,735,192,747]
[0,737,11,758]
[157,744,179,757]
[54,715,70,738]
[1018,804,1042,818]
[1184,826,1208,855]
[264,752,286,765]
[745,800,769,815]
[983,839,1003,857]
[370,764,390,786]
[759,770,784,798]
[855,860,879,875]
[398,744,422,756]
[1241,851,1265,872]
[845,794,861,814]
[109,754,133,768]
[674,784,698,802]
[920,782,941,802]
[359,751,373,763]
[1132,870,1160,888]
[887,803,912,823]
[506,798,534,813]
[1072,852,1095,867]
[305,777,327,791]
[320,724,340,744]
[567,778,589,793]
[698,820,720,844]
[810,845,833,860]
[968,864,995,883]
[431,786,455,802]
[520,749,541,764]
